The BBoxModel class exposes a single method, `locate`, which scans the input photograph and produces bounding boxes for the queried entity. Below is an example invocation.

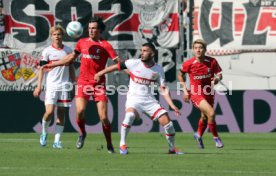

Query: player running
[178,39,224,149]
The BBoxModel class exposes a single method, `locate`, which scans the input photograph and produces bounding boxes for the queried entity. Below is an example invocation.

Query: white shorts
[125,95,167,121]
[45,90,72,107]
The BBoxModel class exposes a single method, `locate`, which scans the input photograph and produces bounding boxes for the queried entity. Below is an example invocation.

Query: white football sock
[163,121,175,150]
[54,125,64,143]
[120,112,135,146]
[42,119,51,134]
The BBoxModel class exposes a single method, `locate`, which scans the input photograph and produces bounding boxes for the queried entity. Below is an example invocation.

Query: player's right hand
[33,87,41,97]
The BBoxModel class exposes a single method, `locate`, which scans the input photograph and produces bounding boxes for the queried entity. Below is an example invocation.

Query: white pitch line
[0,167,275,175]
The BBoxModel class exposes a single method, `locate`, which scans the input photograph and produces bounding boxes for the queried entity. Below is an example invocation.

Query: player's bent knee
[44,110,54,117]
[158,113,172,126]
[207,110,215,119]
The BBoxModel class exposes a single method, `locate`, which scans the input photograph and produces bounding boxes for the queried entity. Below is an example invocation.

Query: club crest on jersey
[151,73,158,79]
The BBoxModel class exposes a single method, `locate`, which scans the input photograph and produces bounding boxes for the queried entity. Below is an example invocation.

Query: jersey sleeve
[67,47,73,54]
[39,48,49,66]
[40,48,49,62]
[181,61,189,73]
[212,59,222,75]
[124,59,138,72]
[105,42,118,60]
[64,45,73,54]
[74,40,82,54]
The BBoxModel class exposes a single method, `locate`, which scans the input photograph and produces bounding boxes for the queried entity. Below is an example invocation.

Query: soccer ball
[66,21,83,38]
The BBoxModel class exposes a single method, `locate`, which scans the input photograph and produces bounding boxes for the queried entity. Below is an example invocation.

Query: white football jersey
[124,59,166,97]
[41,45,72,91]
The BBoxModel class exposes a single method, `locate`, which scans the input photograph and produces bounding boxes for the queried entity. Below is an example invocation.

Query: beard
[141,56,151,62]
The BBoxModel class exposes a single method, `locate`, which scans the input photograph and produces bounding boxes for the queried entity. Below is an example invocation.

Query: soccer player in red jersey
[178,39,224,149]
[45,17,120,153]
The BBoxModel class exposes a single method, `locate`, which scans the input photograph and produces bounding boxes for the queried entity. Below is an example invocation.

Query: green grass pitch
[0,133,276,176]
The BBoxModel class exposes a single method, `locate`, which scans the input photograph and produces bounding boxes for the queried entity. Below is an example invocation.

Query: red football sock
[102,123,112,146]
[76,118,86,135]
[208,122,218,137]
[197,119,207,137]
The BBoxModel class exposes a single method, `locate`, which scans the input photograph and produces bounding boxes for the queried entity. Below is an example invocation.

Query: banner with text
[0,47,177,91]
[0,90,276,133]
[3,0,179,51]
[0,49,41,91]
[193,0,276,55]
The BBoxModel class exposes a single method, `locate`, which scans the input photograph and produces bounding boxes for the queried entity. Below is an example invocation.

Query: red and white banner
[193,0,276,55]
[0,47,178,91]
[2,0,179,51]
[0,49,40,91]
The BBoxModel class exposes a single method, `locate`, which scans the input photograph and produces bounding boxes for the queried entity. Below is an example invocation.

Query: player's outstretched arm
[112,56,121,63]
[159,86,181,117]
[46,52,77,68]
[94,64,119,83]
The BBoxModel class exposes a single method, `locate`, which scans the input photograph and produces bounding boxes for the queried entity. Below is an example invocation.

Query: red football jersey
[75,38,117,84]
[181,56,222,95]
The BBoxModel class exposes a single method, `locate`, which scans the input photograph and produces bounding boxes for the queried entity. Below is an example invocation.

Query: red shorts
[190,95,214,109]
[75,84,108,102]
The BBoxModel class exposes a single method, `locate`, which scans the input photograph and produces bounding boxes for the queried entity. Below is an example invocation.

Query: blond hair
[192,39,207,50]
[49,24,65,36]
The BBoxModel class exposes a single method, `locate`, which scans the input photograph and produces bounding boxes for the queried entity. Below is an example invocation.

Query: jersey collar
[51,44,64,50]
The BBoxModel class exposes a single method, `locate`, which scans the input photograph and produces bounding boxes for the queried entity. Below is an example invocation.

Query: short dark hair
[142,43,156,53]
[89,17,106,32]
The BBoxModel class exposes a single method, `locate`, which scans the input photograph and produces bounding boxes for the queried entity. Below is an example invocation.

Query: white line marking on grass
[0,167,275,175]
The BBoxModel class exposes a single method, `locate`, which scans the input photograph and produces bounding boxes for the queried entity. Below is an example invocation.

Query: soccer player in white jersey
[94,43,183,154]
[33,25,75,149]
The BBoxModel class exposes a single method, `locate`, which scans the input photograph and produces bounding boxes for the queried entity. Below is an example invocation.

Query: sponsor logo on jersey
[82,54,100,60]
[132,76,156,85]
[193,73,211,80]
[151,73,158,79]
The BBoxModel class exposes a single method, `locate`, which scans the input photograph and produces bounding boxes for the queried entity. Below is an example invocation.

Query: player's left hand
[171,105,181,117]
[94,74,100,83]
[212,75,221,85]
[213,78,220,85]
